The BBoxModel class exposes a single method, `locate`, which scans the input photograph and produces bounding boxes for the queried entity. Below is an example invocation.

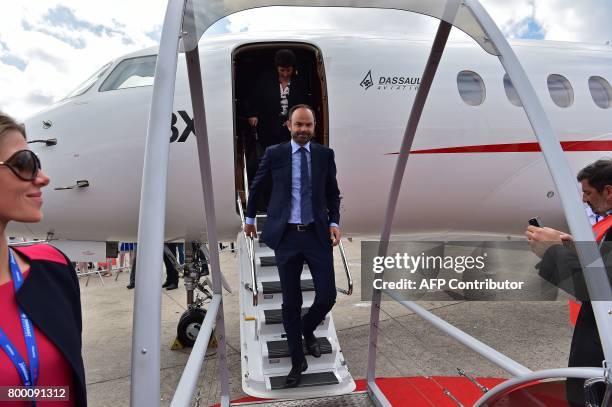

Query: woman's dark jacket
[246,70,311,148]
[12,244,87,407]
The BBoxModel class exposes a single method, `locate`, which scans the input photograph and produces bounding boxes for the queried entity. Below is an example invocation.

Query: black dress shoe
[304,333,321,358]
[162,281,170,288]
[126,283,135,290]
[285,359,308,388]
[165,283,178,290]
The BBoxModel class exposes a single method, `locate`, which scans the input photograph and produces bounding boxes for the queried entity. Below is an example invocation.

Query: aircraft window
[99,55,157,92]
[62,63,111,100]
[503,74,522,107]
[547,74,574,108]
[457,71,486,106]
[588,76,612,109]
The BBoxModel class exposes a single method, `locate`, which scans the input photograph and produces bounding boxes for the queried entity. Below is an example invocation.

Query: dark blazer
[12,244,87,407]
[246,141,341,250]
[538,229,612,301]
[246,71,311,147]
[538,227,612,404]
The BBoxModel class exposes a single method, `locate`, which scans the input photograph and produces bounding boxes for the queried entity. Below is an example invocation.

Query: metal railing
[474,367,606,406]
[384,289,530,376]
[336,239,353,295]
[240,156,259,305]
[237,196,259,306]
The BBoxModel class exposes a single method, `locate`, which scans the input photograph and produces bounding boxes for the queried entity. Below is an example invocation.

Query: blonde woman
[0,112,86,406]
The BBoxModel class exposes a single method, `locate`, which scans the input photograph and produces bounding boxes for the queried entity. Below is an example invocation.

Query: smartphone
[528,217,544,227]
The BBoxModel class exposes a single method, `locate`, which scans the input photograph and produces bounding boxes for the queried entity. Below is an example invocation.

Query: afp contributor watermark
[359,241,598,301]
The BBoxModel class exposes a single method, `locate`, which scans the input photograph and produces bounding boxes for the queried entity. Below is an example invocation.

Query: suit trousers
[274,227,337,365]
[129,245,179,286]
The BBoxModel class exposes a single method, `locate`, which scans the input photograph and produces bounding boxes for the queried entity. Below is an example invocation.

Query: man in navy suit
[244,104,341,387]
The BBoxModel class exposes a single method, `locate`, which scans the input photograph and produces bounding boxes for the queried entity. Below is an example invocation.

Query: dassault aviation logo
[360,70,375,90]
[360,69,421,91]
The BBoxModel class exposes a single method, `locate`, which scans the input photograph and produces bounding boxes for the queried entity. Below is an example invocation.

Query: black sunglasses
[0,150,42,181]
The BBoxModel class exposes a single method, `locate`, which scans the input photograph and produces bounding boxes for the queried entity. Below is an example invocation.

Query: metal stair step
[269,371,339,390]
[264,308,309,325]
[259,256,311,269]
[266,337,332,359]
[259,256,277,267]
[262,280,314,294]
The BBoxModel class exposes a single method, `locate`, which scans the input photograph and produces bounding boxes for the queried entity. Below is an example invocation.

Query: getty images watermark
[360,241,612,301]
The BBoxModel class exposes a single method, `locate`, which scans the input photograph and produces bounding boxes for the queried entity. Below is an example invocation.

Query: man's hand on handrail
[244,223,257,238]
[330,226,341,247]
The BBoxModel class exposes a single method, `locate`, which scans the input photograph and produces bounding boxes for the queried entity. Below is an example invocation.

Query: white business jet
[9,3,612,405]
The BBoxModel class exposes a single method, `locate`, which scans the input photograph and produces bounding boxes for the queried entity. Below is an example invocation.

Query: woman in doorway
[245,49,311,211]
[246,48,311,150]
[0,112,86,406]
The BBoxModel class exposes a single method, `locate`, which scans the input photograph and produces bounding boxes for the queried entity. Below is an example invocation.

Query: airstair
[237,210,356,399]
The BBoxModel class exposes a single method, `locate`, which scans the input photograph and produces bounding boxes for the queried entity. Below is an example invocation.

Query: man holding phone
[525,158,612,405]
[244,104,341,388]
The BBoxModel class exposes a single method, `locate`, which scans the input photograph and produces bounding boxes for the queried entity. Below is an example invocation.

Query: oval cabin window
[547,74,574,108]
[503,74,522,107]
[457,71,486,106]
[589,76,612,109]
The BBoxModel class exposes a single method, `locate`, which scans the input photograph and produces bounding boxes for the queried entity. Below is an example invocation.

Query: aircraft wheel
[177,308,207,348]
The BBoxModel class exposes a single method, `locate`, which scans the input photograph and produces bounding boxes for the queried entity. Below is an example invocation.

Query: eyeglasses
[0,150,42,181]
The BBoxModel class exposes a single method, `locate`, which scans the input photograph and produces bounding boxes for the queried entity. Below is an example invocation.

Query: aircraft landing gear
[174,241,214,348]
[177,308,207,347]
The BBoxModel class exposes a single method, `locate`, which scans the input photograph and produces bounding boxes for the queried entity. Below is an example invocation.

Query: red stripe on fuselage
[386,140,612,155]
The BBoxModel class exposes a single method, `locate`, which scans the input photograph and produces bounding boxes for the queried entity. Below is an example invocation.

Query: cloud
[223,1,611,44]
[534,0,612,43]
[23,19,87,49]
[145,27,162,43]
[225,7,438,35]
[504,17,546,40]
[27,48,69,72]
[43,5,124,37]
[0,54,27,71]
[26,91,54,106]
[483,0,612,43]
[0,0,167,119]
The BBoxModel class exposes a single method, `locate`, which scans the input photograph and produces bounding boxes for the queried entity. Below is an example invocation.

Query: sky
[0,0,611,120]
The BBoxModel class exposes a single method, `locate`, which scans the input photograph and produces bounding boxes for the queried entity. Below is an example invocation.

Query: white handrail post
[366,2,459,402]
[130,0,185,405]
[184,44,231,406]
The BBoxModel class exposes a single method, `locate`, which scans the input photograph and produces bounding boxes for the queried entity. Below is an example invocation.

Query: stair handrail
[239,152,258,306]
[337,239,353,295]
[237,197,258,306]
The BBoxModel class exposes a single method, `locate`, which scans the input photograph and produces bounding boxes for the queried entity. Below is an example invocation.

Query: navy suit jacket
[246,141,341,250]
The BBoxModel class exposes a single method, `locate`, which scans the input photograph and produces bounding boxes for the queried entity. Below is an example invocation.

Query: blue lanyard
[0,249,39,392]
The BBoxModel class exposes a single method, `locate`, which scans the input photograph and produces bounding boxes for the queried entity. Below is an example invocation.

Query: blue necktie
[300,147,313,224]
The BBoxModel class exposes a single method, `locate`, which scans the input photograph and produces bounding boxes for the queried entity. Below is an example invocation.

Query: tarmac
[82,237,574,406]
